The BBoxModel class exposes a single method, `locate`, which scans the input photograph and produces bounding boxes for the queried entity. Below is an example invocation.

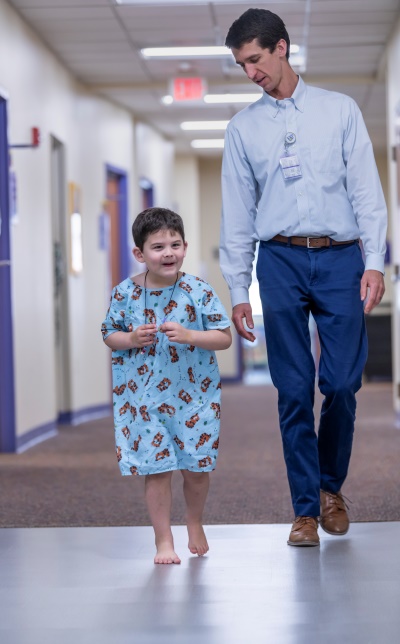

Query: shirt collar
[261,75,306,117]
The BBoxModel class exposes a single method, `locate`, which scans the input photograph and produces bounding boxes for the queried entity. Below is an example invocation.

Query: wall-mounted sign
[68,182,83,275]
[171,77,207,102]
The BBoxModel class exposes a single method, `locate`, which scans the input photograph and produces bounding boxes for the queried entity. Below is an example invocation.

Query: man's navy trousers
[257,239,368,517]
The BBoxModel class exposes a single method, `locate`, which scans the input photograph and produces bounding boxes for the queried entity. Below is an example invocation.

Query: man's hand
[360,270,385,314]
[232,303,256,342]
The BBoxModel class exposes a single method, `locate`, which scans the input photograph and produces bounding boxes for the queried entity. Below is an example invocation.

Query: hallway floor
[1,522,399,644]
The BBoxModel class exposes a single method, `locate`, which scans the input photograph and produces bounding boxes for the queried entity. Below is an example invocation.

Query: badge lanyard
[279,131,302,180]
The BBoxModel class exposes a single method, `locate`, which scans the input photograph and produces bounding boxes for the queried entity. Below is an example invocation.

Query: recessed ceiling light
[161,95,174,105]
[181,121,229,131]
[191,139,225,149]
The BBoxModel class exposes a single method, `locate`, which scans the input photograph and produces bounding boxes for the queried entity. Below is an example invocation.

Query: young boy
[101,207,232,564]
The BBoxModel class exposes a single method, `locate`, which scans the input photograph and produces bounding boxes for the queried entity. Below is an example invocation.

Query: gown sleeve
[101,285,129,341]
[200,284,231,331]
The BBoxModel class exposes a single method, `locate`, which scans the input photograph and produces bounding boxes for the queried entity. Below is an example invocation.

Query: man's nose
[245,64,257,80]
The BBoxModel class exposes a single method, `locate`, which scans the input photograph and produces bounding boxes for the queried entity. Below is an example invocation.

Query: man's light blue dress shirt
[220,76,387,307]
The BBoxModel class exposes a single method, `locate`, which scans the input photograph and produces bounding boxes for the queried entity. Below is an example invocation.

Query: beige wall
[375,151,392,305]
[173,154,201,277]
[198,156,240,379]
[1,1,137,437]
[386,14,400,412]
[135,122,175,210]
[174,153,238,378]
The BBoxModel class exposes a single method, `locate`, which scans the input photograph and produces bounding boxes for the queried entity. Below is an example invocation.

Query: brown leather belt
[271,234,359,249]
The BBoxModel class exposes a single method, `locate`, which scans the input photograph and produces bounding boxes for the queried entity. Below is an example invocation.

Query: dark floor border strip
[221,376,242,384]
[16,421,58,453]
[58,403,112,426]
[16,404,112,453]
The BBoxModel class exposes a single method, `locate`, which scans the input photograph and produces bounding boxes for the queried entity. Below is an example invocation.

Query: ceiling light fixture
[141,46,230,59]
[191,139,225,149]
[161,93,261,105]
[181,121,229,131]
[204,93,261,104]
[141,43,301,60]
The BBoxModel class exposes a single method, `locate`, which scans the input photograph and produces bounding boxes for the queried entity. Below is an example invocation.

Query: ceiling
[8,0,400,153]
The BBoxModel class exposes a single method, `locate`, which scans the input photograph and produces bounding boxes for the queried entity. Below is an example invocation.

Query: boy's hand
[159,321,190,344]
[130,323,157,348]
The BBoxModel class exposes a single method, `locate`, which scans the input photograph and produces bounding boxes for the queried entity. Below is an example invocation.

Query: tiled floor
[1,522,399,643]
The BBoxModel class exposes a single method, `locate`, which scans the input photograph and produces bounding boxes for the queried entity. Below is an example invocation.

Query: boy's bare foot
[154,540,181,565]
[187,522,209,556]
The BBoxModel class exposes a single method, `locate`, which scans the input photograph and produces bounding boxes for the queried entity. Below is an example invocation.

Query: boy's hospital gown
[102,273,230,475]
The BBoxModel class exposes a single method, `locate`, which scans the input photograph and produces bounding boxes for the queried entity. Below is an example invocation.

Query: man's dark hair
[225,8,290,60]
[132,207,185,250]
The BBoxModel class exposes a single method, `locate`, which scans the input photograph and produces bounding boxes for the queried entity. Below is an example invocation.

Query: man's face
[232,38,287,94]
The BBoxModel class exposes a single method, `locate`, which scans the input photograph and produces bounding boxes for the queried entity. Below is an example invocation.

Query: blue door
[0,95,16,452]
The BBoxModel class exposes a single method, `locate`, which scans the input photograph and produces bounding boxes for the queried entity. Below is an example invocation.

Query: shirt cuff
[364,254,385,275]
[230,287,250,308]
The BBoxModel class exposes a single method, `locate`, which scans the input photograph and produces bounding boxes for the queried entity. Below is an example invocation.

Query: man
[220,8,387,546]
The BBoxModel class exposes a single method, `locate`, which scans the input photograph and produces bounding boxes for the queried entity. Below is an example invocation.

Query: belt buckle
[307,237,318,248]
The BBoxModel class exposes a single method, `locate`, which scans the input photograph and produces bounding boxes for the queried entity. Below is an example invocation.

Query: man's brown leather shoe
[287,516,320,546]
[320,490,350,535]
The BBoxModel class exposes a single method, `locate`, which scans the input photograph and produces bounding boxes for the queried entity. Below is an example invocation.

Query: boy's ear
[132,246,145,263]
[183,241,188,256]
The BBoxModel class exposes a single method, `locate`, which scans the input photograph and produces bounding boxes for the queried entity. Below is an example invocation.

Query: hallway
[1,382,399,528]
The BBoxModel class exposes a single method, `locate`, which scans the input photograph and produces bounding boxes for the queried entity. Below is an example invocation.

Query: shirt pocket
[311,139,343,173]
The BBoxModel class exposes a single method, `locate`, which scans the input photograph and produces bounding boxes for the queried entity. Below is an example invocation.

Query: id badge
[280,154,302,180]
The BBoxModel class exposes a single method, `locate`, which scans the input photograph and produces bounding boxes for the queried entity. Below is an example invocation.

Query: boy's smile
[133,228,187,287]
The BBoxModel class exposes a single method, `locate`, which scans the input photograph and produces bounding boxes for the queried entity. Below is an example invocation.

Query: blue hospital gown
[101,273,230,475]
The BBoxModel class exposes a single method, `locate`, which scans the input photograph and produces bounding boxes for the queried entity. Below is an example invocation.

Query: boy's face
[133,228,187,281]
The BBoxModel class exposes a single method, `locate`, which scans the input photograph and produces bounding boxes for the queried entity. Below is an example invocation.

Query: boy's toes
[154,548,181,565]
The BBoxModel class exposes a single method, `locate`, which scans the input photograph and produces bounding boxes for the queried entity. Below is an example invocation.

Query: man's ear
[132,246,145,263]
[276,38,288,58]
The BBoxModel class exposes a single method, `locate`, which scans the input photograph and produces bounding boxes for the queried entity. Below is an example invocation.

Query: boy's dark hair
[225,8,290,60]
[132,207,185,250]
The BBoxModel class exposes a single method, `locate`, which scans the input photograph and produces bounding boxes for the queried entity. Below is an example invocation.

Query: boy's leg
[181,470,210,556]
[145,471,181,564]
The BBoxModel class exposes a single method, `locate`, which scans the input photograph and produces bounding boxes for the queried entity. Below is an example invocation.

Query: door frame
[105,164,130,281]
[51,135,72,420]
[0,90,16,452]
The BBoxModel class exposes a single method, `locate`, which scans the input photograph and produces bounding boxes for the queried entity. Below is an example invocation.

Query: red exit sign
[172,77,207,102]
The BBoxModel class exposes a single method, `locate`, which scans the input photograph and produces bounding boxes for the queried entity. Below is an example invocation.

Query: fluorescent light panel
[161,93,261,105]
[204,93,261,104]
[191,139,224,149]
[181,121,229,131]
[142,46,230,59]
[118,0,250,5]
[142,44,301,59]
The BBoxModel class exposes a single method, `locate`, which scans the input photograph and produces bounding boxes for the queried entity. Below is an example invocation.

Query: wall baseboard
[16,421,58,453]
[16,403,112,453]
[58,403,112,426]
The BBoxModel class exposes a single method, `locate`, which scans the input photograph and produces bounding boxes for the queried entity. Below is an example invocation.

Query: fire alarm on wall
[31,127,40,147]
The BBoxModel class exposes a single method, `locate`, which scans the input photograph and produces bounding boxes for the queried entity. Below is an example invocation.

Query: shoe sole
[319,523,349,536]
[287,540,320,547]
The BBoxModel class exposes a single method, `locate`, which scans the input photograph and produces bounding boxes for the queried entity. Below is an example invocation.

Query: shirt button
[299,192,303,196]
